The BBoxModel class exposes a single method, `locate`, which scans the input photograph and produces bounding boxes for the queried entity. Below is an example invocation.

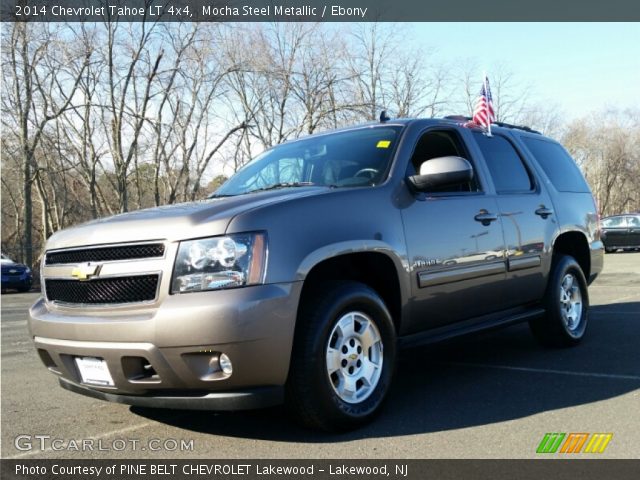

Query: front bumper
[1,274,32,289]
[29,282,302,407]
[59,377,283,410]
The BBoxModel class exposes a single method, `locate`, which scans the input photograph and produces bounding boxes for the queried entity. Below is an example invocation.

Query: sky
[410,23,639,120]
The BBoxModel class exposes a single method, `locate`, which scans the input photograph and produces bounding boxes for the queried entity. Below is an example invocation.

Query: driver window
[409,131,479,192]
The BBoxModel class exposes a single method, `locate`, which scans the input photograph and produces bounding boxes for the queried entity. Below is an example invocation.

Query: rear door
[469,131,556,309]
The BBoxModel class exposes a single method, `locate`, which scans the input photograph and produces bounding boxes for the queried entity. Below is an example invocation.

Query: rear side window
[472,132,533,193]
[522,137,590,192]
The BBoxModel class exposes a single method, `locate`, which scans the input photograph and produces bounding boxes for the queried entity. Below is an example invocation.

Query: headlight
[171,233,267,293]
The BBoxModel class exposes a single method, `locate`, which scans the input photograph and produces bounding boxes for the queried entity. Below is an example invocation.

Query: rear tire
[286,281,396,431]
[529,254,589,347]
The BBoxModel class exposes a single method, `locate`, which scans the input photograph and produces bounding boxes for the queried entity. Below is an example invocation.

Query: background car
[601,214,640,253]
[1,253,33,293]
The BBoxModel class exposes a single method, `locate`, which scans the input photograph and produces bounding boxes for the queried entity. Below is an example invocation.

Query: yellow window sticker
[376,140,391,148]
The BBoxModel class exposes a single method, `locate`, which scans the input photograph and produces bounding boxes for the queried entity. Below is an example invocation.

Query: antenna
[379,110,390,123]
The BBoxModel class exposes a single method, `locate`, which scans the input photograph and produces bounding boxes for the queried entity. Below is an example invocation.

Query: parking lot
[2,252,639,459]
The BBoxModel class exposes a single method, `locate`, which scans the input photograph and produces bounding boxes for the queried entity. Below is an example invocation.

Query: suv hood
[46,188,326,250]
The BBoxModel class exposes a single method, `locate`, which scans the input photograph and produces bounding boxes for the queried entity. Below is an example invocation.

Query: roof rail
[443,115,541,135]
[492,121,541,135]
[444,115,472,122]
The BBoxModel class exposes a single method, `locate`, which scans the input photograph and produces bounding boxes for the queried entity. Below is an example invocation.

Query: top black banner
[1,0,640,22]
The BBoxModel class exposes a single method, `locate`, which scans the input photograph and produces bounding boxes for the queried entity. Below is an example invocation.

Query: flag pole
[484,73,492,137]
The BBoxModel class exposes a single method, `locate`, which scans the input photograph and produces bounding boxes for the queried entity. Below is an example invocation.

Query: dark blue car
[1,253,32,293]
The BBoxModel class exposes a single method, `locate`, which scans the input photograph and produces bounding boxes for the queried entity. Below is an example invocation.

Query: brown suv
[29,117,603,431]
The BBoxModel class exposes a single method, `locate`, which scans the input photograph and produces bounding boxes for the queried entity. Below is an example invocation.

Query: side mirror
[408,156,473,192]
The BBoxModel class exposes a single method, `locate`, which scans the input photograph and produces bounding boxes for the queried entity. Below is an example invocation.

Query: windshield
[212,126,402,197]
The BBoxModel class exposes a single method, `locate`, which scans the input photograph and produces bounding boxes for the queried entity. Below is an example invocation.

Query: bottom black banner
[2,459,639,480]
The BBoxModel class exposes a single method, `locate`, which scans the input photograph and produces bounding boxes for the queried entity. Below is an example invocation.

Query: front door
[400,128,507,333]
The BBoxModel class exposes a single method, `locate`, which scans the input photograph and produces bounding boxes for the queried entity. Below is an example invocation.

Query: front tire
[529,254,589,347]
[286,281,396,431]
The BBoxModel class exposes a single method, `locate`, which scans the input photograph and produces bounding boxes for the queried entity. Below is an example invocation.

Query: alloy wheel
[325,311,384,404]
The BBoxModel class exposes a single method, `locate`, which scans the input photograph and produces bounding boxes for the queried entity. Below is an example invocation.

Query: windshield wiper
[208,193,237,199]
[247,182,316,193]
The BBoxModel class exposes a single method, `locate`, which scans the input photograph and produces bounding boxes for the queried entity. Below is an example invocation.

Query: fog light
[219,353,233,375]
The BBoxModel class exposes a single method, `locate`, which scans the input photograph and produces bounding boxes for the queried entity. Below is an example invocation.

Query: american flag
[472,76,495,130]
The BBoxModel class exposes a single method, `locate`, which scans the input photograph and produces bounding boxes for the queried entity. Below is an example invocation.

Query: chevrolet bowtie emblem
[71,263,101,281]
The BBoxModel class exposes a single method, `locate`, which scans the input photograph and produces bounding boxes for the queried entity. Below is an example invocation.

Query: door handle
[535,206,554,219]
[474,211,498,226]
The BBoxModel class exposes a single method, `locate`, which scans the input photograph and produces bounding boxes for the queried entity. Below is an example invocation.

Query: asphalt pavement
[2,252,639,459]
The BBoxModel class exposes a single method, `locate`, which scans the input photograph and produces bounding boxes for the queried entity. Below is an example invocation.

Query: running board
[399,307,545,349]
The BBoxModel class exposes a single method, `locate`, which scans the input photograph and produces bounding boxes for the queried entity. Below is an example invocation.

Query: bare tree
[519,101,565,138]
[289,25,346,135]
[1,21,557,271]
[457,62,531,123]
[102,20,163,213]
[141,23,247,203]
[389,50,450,118]
[346,23,395,121]
[1,23,90,266]
[563,109,640,215]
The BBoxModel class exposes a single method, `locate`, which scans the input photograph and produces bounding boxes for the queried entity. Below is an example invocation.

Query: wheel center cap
[341,337,363,374]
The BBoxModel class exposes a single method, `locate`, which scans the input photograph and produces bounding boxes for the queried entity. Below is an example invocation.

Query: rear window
[522,137,590,192]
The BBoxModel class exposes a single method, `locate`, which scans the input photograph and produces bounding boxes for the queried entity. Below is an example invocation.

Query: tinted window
[627,216,640,227]
[522,137,590,192]
[473,133,533,193]
[602,217,626,228]
[409,130,480,192]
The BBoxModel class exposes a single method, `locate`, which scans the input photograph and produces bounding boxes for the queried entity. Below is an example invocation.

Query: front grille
[45,243,165,265]
[45,275,159,305]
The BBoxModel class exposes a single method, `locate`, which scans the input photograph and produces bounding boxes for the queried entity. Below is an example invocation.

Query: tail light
[592,194,601,238]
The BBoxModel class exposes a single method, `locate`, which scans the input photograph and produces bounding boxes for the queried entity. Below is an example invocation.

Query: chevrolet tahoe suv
[29,117,603,431]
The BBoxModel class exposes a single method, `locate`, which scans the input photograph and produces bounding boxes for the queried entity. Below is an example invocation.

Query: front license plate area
[75,357,114,386]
